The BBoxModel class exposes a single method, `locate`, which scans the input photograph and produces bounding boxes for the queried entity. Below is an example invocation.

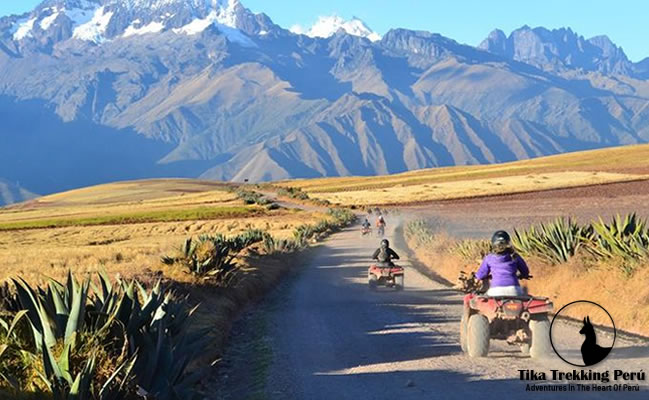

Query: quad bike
[361,227,372,237]
[459,274,553,359]
[376,224,385,237]
[368,263,404,290]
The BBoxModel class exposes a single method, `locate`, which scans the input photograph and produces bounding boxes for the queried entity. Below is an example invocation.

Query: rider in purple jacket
[475,230,529,296]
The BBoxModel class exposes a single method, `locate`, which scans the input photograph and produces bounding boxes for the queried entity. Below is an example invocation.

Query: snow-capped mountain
[2,0,649,205]
[2,0,275,47]
[290,15,381,42]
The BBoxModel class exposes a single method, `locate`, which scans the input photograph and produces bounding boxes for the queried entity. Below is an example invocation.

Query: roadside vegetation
[1,273,204,399]
[274,186,331,207]
[0,179,355,398]
[405,214,649,335]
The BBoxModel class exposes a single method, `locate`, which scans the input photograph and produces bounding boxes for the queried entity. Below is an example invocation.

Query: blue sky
[2,0,648,61]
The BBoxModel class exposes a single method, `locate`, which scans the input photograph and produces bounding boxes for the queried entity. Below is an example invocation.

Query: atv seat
[374,262,395,268]
[477,295,533,301]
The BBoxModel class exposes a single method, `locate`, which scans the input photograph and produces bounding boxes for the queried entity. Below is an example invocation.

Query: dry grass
[0,179,328,285]
[406,233,649,336]
[278,144,649,205]
[0,211,325,285]
[0,179,240,223]
[301,171,644,206]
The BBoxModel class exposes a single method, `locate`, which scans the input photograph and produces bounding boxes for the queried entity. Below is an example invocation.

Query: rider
[475,230,529,296]
[362,218,371,230]
[372,239,400,267]
[376,214,386,228]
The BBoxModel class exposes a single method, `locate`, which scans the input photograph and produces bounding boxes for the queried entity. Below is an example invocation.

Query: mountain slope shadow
[0,96,213,195]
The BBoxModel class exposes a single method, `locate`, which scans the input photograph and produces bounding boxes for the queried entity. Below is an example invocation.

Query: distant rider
[475,230,529,296]
[372,239,400,267]
[376,215,386,227]
[362,218,371,230]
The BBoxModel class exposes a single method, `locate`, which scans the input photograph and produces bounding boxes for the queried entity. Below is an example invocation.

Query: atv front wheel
[467,314,490,357]
[394,275,404,290]
[460,312,469,353]
[529,317,552,359]
[368,274,378,290]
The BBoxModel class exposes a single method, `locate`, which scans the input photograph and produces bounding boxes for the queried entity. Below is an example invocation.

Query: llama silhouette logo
[579,316,612,366]
[550,300,616,367]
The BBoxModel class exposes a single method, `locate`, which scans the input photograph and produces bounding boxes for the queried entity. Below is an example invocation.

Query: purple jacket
[475,252,529,287]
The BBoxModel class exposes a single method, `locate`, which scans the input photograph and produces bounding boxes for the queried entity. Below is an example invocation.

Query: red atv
[368,263,404,290]
[460,276,553,358]
[360,227,372,237]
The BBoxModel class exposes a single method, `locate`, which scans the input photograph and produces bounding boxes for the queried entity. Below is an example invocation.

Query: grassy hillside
[0,178,326,283]
[278,144,649,205]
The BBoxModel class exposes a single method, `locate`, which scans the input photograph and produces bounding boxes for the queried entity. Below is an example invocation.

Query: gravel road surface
[212,222,649,400]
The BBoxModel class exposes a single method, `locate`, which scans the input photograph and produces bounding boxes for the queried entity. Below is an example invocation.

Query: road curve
[213,222,649,400]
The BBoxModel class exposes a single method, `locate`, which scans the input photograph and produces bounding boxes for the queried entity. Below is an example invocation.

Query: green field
[0,206,261,231]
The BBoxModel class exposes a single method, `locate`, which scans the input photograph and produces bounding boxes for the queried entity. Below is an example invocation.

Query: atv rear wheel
[529,317,552,359]
[394,275,404,290]
[368,274,378,291]
[467,314,490,357]
[460,312,469,353]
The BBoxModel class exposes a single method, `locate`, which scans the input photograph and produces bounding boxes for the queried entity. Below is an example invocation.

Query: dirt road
[212,222,649,400]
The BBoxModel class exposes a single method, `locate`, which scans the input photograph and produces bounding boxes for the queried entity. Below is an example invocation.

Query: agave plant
[5,272,207,400]
[92,276,208,400]
[405,220,436,248]
[0,282,20,313]
[162,230,264,281]
[262,234,300,255]
[38,336,136,400]
[512,217,587,264]
[0,310,30,389]
[234,189,271,206]
[12,272,90,351]
[293,225,315,247]
[277,186,310,201]
[587,213,649,261]
[327,208,355,224]
[454,239,491,261]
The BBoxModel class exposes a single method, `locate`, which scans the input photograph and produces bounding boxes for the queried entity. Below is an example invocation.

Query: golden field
[0,179,328,285]
[278,144,649,206]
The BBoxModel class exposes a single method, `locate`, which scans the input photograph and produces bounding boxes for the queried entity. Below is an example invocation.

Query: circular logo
[550,300,616,367]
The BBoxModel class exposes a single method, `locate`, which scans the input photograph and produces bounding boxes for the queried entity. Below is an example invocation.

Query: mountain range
[1,0,649,204]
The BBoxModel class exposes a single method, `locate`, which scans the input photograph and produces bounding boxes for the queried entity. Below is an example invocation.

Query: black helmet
[381,239,389,248]
[491,230,511,253]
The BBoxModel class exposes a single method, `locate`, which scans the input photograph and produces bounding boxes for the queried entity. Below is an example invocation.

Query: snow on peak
[291,15,381,42]
[72,6,114,42]
[12,17,37,40]
[123,20,165,37]
[172,9,255,47]
[116,0,236,11]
